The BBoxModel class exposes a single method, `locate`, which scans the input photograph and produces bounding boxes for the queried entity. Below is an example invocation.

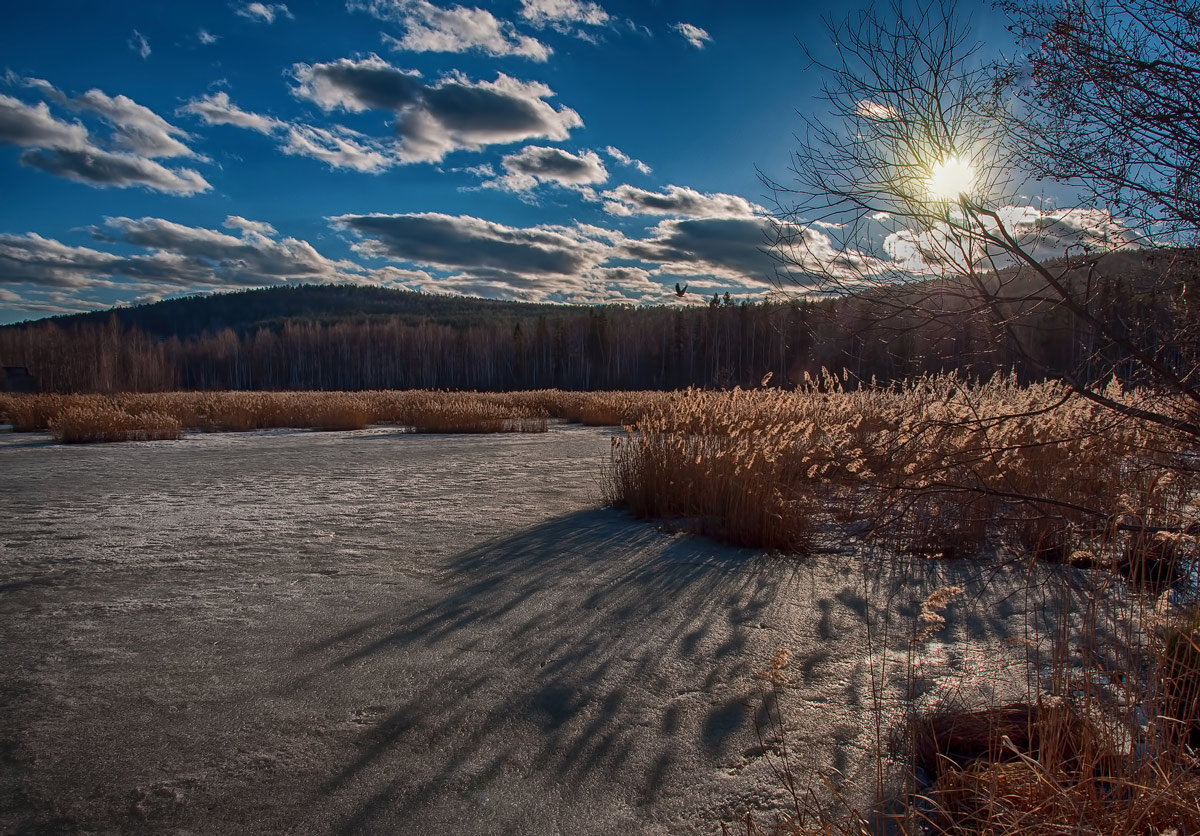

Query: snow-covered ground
[1,425,1077,834]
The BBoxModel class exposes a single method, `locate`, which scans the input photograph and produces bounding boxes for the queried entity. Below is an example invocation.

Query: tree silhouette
[764,0,1199,440]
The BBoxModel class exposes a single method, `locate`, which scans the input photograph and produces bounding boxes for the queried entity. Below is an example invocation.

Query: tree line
[1,269,1189,393]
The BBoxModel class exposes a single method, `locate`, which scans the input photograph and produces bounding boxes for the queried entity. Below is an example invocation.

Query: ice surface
[0,425,1074,834]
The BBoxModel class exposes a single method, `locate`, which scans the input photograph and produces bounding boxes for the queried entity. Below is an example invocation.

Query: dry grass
[605,372,1199,566]
[49,400,182,444]
[547,391,667,427]
[597,373,1200,835]
[8,378,1200,834]
[603,388,826,550]
[904,675,1200,835]
[735,599,1200,836]
[0,393,70,432]
[0,389,683,442]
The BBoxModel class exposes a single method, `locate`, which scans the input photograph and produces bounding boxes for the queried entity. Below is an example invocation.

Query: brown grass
[604,372,1199,566]
[0,389,678,440]
[596,373,1200,835]
[603,389,822,550]
[6,379,1200,832]
[0,393,69,432]
[0,390,656,440]
[906,685,1200,836]
[49,400,182,444]
[737,599,1200,836]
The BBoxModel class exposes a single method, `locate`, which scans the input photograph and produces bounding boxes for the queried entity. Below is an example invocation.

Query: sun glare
[927,155,975,200]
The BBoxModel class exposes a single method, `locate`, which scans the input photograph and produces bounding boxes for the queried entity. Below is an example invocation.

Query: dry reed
[0,389,675,440]
[49,400,182,444]
[1,390,667,440]
[597,372,1200,834]
[604,372,1199,568]
[7,379,1200,832]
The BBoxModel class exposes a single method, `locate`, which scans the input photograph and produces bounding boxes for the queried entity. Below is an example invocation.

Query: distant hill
[13,247,1192,342]
[8,283,587,340]
[2,247,1194,394]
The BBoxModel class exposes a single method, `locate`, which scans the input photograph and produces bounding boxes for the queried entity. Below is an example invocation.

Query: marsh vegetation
[6,377,1196,832]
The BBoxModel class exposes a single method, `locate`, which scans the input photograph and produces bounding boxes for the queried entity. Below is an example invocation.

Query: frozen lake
[1,425,1048,834]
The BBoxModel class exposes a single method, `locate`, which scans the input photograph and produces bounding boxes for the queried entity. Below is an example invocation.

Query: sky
[0,0,1031,325]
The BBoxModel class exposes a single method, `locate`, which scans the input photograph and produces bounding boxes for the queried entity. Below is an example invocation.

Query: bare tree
[765,0,1200,440]
[995,0,1200,241]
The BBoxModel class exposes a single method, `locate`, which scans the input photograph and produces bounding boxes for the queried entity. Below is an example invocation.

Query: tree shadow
[289,507,798,831]
[286,511,1120,833]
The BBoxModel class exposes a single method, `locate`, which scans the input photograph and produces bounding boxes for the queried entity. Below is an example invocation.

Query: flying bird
[675,282,688,297]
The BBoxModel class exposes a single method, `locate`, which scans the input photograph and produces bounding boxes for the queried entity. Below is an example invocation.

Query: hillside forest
[1,249,1196,394]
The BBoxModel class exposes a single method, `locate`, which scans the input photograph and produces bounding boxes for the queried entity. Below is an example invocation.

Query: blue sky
[0,0,1028,324]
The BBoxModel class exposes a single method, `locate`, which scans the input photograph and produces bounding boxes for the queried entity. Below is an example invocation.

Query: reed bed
[0,392,70,432]
[736,596,1200,836]
[0,389,673,441]
[6,379,1200,832]
[635,374,1200,836]
[605,372,1199,568]
[48,399,182,444]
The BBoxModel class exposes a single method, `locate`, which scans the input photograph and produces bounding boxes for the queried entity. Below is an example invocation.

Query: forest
[1,247,1194,394]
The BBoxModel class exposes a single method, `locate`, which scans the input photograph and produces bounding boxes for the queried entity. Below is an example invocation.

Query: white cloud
[99,216,354,279]
[623,216,781,284]
[198,29,219,44]
[291,56,582,163]
[602,184,762,218]
[178,88,403,172]
[0,233,130,289]
[330,211,799,303]
[672,22,710,49]
[460,162,495,176]
[479,145,608,192]
[770,221,890,284]
[352,0,551,61]
[178,89,403,172]
[177,92,283,134]
[332,212,678,302]
[20,79,198,158]
[0,86,210,194]
[2,209,825,310]
[519,0,610,36]
[289,54,425,113]
[0,218,384,316]
[602,145,650,175]
[223,216,277,237]
[882,205,1139,275]
[19,148,210,194]
[128,30,151,59]
[68,89,197,158]
[280,123,397,172]
[236,3,292,23]
[0,95,89,149]
[855,100,899,121]
[364,264,436,286]
[0,286,110,316]
[333,211,608,275]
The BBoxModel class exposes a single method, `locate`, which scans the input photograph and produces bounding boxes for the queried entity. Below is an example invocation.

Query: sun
[927,155,975,200]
